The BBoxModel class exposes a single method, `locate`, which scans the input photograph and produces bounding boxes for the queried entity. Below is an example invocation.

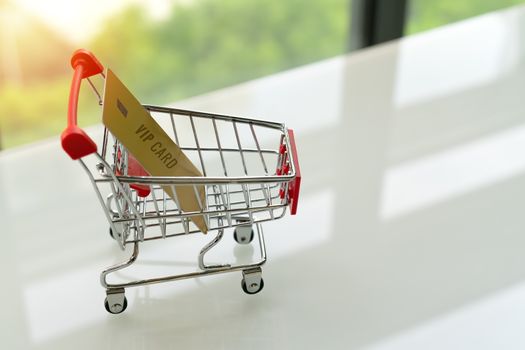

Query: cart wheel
[109,225,123,240]
[234,226,254,244]
[242,277,264,295]
[105,288,127,314]
[104,295,128,314]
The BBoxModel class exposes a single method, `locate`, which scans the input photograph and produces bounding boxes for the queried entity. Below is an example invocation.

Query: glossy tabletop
[3,5,525,349]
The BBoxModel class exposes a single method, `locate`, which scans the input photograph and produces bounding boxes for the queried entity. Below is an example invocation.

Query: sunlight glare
[11,0,174,43]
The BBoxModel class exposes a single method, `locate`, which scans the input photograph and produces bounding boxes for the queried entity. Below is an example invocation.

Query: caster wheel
[109,224,124,240]
[234,226,254,244]
[104,296,128,314]
[242,277,264,295]
[109,227,116,239]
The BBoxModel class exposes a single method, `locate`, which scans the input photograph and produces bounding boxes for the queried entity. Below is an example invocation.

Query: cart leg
[198,228,231,270]
[104,288,127,314]
[100,241,139,289]
[241,267,264,294]
[100,242,139,313]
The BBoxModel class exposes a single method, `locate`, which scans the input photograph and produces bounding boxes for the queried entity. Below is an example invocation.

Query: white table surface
[3,5,525,349]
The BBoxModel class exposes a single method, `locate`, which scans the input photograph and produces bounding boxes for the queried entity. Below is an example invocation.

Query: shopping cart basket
[61,49,301,314]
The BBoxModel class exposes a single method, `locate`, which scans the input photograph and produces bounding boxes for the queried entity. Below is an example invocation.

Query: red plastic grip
[287,129,301,215]
[127,154,151,197]
[61,49,104,160]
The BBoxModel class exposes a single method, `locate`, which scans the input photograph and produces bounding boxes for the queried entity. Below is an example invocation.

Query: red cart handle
[287,129,301,215]
[61,49,104,160]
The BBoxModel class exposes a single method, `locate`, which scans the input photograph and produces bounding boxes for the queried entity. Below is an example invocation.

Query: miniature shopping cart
[61,50,301,314]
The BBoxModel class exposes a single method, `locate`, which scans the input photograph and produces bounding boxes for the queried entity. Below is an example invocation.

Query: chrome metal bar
[249,123,272,214]
[180,147,278,155]
[250,123,268,174]
[162,188,167,238]
[103,223,266,288]
[233,120,248,175]
[144,104,285,130]
[171,185,189,235]
[232,121,255,220]
[276,134,285,173]
[109,182,124,220]
[189,114,207,176]
[179,147,277,154]
[108,173,294,185]
[86,77,102,105]
[169,112,180,145]
[193,184,209,229]
[220,184,232,227]
[242,184,253,223]
[112,201,287,224]
[265,184,274,220]
[138,184,279,203]
[282,129,297,176]
[225,184,232,225]
[95,154,147,246]
[100,242,139,289]
[209,185,224,231]
[103,259,261,289]
[212,118,228,176]
[101,128,109,160]
[142,195,147,217]
[110,190,280,219]
[125,215,276,243]
[255,223,267,265]
[150,187,165,238]
[79,158,121,248]
[112,138,118,174]
[198,228,229,270]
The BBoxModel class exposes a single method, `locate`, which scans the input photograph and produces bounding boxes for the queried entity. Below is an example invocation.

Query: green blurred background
[0,0,524,149]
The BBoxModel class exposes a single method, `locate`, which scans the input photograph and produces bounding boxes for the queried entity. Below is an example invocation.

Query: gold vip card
[102,69,207,233]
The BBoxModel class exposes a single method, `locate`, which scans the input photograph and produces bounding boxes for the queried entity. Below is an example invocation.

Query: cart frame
[61,49,301,314]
